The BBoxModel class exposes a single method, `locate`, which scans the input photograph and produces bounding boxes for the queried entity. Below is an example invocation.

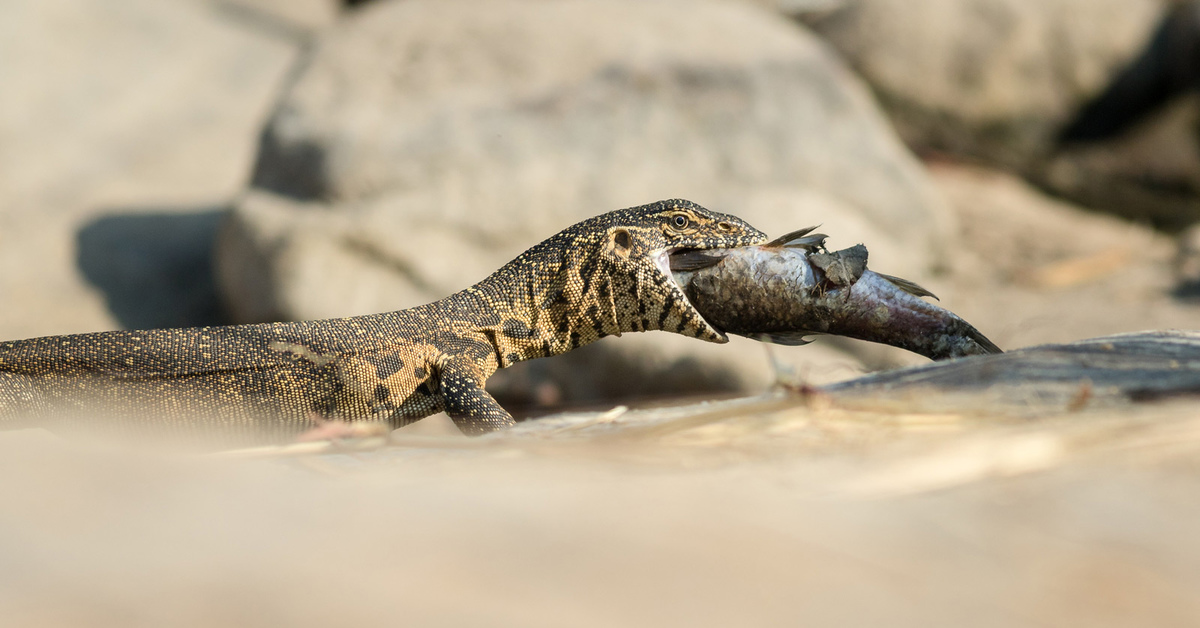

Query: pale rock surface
[0,0,298,339]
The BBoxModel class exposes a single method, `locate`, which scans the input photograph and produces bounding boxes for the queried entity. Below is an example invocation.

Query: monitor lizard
[0,200,766,442]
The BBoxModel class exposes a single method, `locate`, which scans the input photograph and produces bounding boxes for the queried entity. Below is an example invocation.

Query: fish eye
[671,214,690,230]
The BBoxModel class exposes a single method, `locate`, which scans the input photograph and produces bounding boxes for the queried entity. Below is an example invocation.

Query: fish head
[594,199,766,343]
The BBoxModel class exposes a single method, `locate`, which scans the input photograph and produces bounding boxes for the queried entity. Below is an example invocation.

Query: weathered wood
[824,330,1200,410]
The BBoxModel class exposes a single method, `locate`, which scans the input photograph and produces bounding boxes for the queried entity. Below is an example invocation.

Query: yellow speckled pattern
[0,200,765,442]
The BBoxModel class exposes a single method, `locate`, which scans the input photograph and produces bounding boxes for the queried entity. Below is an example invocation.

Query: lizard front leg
[437,358,514,435]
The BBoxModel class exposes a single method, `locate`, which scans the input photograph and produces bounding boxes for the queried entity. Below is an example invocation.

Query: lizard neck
[430,234,642,370]
[399,221,717,373]
[467,245,623,369]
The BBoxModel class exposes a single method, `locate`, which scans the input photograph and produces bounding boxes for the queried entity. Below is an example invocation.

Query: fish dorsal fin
[876,272,939,301]
[765,226,828,251]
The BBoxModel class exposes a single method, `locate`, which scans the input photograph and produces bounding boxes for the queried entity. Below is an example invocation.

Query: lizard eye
[671,214,690,230]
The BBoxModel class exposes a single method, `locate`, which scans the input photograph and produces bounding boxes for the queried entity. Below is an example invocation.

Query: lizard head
[592,199,766,343]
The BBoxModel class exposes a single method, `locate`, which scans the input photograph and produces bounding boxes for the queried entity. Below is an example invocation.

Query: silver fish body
[671,232,1001,361]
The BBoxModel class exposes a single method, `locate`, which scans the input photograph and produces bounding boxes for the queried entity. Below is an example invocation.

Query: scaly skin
[0,200,765,442]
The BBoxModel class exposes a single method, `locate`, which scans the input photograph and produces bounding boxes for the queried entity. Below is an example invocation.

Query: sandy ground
[2,388,1200,627]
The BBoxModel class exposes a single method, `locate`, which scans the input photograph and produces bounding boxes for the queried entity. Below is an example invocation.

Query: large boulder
[218,0,956,407]
[808,0,1162,168]
[806,0,1200,228]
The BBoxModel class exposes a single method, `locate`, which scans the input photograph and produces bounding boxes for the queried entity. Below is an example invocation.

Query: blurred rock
[805,0,1200,230]
[1046,3,1200,230]
[1044,95,1200,231]
[77,208,230,330]
[808,0,1162,168]
[219,0,955,406]
[930,163,1200,352]
[936,165,1168,287]
[244,0,951,265]
[1174,221,1200,296]
[743,0,848,15]
[0,0,298,339]
[211,0,340,34]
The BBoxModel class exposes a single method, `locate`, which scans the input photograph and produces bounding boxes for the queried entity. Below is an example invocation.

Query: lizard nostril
[717,222,733,232]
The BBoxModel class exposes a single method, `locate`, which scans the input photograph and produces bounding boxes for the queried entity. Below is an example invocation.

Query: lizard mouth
[654,247,729,342]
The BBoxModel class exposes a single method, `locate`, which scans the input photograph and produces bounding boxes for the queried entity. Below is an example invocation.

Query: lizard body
[0,200,765,442]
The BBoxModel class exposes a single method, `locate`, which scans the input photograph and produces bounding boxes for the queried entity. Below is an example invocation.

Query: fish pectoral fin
[876,273,939,301]
[669,249,728,271]
[745,332,816,346]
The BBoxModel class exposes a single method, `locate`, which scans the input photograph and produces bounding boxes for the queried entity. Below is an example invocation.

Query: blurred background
[4,0,1200,625]
[7,0,1200,413]
[7,0,1200,414]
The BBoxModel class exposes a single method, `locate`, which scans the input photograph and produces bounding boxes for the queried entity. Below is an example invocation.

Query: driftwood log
[824,330,1200,411]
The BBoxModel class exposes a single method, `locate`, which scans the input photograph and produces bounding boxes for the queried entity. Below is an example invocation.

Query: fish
[670,228,1002,361]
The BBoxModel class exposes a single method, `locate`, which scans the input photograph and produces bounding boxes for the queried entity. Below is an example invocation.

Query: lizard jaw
[654,248,729,343]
